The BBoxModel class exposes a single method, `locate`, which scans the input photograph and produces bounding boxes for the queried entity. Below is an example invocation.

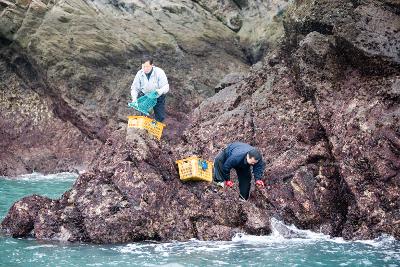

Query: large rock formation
[176,0,400,239]
[285,0,400,240]
[0,0,287,176]
[0,55,102,175]
[1,0,399,242]
[2,128,271,242]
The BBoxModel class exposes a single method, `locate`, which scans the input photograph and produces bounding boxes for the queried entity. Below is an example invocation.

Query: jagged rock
[176,57,347,236]
[1,195,53,237]
[214,72,245,93]
[285,0,400,73]
[284,0,400,239]
[192,0,243,31]
[2,127,273,243]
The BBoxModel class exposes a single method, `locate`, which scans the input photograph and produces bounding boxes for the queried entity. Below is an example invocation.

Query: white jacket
[130,66,169,100]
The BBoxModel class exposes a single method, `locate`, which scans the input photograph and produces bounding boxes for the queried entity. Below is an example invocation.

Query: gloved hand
[256,180,265,188]
[225,180,234,188]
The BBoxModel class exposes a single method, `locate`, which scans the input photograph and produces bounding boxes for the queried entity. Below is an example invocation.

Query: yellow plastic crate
[127,116,165,140]
[144,118,165,140]
[176,156,213,182]
[127,115,147,129]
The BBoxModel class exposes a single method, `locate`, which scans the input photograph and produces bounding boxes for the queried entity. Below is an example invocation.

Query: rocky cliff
[176,0,400,239]
[0,0,287,175]
[1,129,272,242]
[1,0,399,242]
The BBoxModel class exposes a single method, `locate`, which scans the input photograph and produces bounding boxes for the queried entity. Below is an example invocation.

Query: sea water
[0,173,399,267]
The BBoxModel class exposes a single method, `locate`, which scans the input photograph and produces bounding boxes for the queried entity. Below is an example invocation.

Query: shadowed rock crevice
[334,36,400,75]
[0,37,12,46]
[287,47,353,237]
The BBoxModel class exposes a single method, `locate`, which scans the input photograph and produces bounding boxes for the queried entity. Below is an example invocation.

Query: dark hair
[248,148,262,161]
[141,55,153,65]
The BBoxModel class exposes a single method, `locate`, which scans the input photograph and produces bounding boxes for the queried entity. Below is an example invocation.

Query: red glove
[225,180,234,188]
[256,180,265,188]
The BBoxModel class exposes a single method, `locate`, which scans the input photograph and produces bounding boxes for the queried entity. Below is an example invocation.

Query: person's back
[224,142,255,160]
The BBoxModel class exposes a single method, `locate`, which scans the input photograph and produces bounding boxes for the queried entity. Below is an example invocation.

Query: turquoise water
[1,173,399,267]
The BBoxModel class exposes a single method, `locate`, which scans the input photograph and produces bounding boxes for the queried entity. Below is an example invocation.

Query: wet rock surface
[1,0,399,242]
[1,195,54,237]
[3,129,271,243]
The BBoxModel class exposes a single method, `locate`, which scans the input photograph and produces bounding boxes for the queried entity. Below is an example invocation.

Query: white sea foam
[148,264,185,267]
[232,218,330,244]
[117,239,237,256]
[24,244,57,250]
[0,172,78,181]
[231,218,399,248]
[115,218,398,257]
[355,234,397,247]
[117,243,155,254]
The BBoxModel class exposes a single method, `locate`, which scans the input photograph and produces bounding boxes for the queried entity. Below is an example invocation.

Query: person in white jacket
[130,56,169,122]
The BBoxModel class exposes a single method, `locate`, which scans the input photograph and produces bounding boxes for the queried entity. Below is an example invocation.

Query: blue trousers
[153,94,166,122]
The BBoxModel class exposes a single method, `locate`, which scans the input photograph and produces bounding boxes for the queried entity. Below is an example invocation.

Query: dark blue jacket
[221,142,265,181]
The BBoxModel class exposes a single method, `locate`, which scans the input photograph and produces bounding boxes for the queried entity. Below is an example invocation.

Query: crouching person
[214,142,265,200]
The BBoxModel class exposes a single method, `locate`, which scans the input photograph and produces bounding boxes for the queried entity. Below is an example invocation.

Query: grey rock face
[0,0,287,175]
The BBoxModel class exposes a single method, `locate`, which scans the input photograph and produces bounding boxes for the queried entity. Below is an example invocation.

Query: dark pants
[235,167,252,200]
[214,152,252,200]
[213,151,226,183]
[138,93,166,122]
[153,94,166,122]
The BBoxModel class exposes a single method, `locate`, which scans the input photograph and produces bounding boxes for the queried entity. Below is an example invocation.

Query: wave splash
[232,218,397,247]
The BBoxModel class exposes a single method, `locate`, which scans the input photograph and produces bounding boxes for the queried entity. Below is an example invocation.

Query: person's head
[246,148,262,165]
[141,55,154,74]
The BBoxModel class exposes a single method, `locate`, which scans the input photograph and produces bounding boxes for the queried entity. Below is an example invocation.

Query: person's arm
[156,68,169,95]
[130,73,141,101]
[252,159,265,181]
[222,156,238,181]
